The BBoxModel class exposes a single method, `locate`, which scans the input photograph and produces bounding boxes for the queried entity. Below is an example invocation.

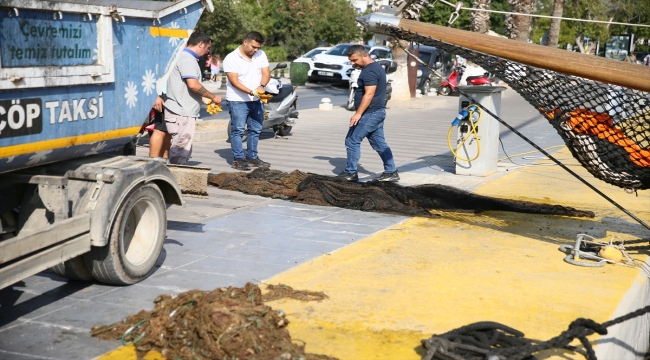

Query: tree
[196,0,262,56]
[470,0,492,34]
[506,0,535,41]
[547,0,564,47]
[607,0,650,53]
[313,0,361,46]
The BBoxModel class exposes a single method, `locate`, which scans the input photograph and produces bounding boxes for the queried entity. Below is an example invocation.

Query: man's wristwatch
[260,83,266,88]
[249,90,254,96]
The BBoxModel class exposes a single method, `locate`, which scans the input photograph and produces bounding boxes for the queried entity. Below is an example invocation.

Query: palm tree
[506,0,535,41]
[547,0,564,47]
[470,0,492,34]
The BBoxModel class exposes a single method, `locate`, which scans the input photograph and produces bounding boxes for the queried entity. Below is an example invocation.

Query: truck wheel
[227,120,247,142]
[51,256,93,281]
[86,183,166,285]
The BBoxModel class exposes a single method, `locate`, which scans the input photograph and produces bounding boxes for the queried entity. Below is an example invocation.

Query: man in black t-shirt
[337,45,398,182]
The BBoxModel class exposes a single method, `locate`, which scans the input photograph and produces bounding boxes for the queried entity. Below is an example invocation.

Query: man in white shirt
[223,31,271,170]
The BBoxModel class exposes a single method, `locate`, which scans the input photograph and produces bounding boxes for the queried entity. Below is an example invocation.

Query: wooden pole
[399,19,650,93]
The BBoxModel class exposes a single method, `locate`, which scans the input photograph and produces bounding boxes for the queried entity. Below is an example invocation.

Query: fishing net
[208,168,594,218]
[381,27,650,191]
[91,283,337,360]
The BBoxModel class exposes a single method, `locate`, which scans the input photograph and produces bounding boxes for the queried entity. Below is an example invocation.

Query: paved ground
[2,87,648,359]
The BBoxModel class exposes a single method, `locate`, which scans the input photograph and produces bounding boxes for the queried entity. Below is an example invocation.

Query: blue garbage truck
[0,0,214,288]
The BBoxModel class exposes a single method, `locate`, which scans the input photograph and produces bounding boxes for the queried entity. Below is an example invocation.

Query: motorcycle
[438,65,491,96]
[346,59,396,111]
[228,63,298,140]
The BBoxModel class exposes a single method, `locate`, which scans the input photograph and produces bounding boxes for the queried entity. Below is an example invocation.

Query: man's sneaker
[377,170,399,182]
[231,158,251,171]
[246,157,271,167]
[337,171,358,182]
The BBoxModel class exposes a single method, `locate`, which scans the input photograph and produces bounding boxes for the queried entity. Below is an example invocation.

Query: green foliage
[530,0,650,52]
[489,0,509,36]
[420,3,472,30]
[264,46,288,62]
[264,0,318,58]
[196,0,261,57]
[313,0,361,45]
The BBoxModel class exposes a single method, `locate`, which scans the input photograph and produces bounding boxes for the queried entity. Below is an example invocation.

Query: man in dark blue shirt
[338,45,398,182]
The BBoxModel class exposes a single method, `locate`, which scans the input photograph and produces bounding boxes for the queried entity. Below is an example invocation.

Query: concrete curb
[194,128,228,143]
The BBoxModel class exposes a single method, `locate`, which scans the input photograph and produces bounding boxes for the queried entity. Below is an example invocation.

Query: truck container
[0,0,214,288]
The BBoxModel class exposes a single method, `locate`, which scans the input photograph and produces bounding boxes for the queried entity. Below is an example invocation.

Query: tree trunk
[390,39,412,101]
[575,34,586,53]
[506,0,535,42]
[547,0,564,47]
[470,0,491,34]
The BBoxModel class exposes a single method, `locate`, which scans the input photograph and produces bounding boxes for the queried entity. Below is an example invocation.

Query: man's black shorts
[151,109,167,132]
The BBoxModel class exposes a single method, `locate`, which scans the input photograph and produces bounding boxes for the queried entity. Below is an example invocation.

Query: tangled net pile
[420,304,650,360]
[208,168,594,218]
[378,26,650,191]
[91,283,334,360]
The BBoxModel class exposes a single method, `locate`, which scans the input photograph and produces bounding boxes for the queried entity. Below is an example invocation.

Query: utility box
[455,86,507,176]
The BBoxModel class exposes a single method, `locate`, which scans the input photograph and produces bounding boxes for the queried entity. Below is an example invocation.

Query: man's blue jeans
[228,100,264,160]
[344,109,396,174]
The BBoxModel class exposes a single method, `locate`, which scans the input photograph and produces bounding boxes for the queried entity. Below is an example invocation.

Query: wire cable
[432,0,650,29]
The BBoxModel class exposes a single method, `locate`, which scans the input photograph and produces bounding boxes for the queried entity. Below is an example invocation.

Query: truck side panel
[0,1,204,173]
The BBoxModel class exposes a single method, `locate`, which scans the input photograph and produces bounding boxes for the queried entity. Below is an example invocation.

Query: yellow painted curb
[97,344,164,360]
[262,148,649,359]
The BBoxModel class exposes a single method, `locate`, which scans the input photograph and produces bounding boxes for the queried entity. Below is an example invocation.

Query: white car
[308,43,392,84]
[292,47,331,75]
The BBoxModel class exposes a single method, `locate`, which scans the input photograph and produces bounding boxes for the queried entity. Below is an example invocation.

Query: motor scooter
[228,63,299,140]
[438,65,491,96]
[346,59,396,111]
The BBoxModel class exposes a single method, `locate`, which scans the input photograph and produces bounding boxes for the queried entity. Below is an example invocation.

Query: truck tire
[51,256,93,281]
[86,183,166,285]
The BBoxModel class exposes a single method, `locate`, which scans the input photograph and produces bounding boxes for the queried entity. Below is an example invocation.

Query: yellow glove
[256,90,273,104]
[204,99,222,115]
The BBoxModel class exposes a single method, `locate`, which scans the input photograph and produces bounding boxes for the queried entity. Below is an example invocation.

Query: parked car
[308,43,392,85]
[293,46,331,75]
[413,45,454,95]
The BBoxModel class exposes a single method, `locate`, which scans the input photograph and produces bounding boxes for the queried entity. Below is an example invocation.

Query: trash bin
[290,62,309,86]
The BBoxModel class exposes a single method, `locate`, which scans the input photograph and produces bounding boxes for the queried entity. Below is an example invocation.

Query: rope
[395,41,650,233]
[432,0,650,28]
[422,304,650,360]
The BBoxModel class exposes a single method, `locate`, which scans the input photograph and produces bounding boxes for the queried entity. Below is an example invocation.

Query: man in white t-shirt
[223,31,271,171]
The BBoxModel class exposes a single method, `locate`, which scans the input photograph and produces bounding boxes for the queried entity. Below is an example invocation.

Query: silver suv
[308,43,392,84]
